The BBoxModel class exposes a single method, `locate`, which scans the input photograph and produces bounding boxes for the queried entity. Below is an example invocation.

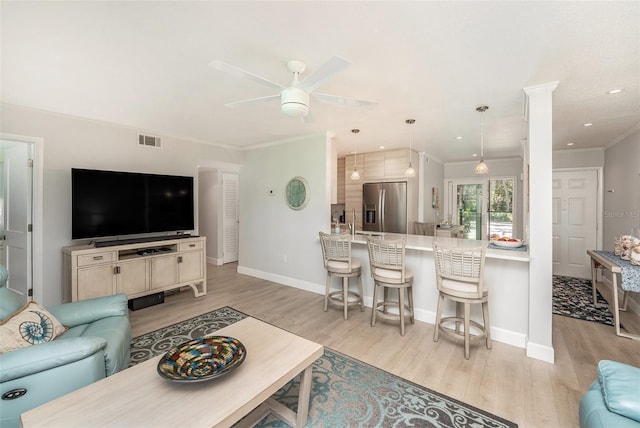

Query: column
[523,81,558,363]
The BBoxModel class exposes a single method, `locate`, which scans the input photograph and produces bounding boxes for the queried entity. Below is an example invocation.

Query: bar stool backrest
[366,237,408,284]
[319,232,354,274]
[433,242,486,299]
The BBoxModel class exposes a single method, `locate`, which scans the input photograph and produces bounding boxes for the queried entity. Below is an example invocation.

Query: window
[446,177,517,240]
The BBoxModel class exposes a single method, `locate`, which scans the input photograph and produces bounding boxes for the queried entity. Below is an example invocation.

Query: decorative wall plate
[157,336,247,382]
[285,176,310,210]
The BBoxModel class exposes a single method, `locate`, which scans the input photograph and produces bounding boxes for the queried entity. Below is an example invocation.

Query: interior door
[552,170,598,278]
[3,142,33,303]
[222,173,239,263]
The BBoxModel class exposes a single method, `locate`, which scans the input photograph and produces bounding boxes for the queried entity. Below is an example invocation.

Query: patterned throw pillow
[0,302,67,354]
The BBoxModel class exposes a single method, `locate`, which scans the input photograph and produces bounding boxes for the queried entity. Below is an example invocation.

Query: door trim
[552,167,603,254]
[0,133,43,303]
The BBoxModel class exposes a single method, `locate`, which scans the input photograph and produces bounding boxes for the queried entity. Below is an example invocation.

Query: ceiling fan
[208,56,377,118]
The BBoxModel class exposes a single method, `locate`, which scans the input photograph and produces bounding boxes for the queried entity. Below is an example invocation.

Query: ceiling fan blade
[224,94,280,109]
[297,56,352,93]
[209,60,285,91]
[311,93,378,110]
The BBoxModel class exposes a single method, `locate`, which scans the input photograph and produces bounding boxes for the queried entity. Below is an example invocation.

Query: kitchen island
[349,232,530,350]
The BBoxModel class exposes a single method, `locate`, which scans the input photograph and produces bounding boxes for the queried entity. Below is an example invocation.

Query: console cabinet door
[116,259,149,295]
[178,251,204,283]
[150,254,178,289]
[77,265,115,300]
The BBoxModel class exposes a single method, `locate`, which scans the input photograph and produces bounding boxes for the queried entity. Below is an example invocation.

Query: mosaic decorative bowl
[157,336,247,382]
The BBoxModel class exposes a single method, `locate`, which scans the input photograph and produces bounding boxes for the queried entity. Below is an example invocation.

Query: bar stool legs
[370,283,415,336]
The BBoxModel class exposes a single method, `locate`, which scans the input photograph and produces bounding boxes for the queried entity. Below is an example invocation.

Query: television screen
[72,168,194,240]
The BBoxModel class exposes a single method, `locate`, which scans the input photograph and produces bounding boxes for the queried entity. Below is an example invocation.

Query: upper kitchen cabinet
[346,149,418,180]
[337,157,345,204]
[384,149,412,178]
[364,152,385,180]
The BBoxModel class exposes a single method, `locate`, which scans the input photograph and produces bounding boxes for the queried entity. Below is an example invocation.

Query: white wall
[421,155,445,224]
[603,129,640,241]
[0,103,243,305]
[603,129,640,310]
[553,147,604,169]
[237,133,330,292]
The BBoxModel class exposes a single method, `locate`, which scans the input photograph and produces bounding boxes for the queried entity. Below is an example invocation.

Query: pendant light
[405,119,416,178]
[350,128,361,180]
[474,105,489,175]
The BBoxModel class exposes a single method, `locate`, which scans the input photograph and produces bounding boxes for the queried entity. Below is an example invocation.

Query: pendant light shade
[475,105,489,175]
[350,128,360,181]
[405,119,416,178]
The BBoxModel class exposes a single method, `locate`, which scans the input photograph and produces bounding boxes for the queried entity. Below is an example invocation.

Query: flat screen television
[72,168,194,240]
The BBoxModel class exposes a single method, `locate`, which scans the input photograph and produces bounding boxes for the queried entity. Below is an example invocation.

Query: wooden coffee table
[21,317,324,427]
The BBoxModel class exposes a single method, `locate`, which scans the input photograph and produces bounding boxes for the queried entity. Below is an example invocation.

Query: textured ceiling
[1,1,639,161]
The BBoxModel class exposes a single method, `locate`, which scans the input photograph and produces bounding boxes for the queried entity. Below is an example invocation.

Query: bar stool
[366,236,414,336]
[319,232,365,319]
[432,242,491,359]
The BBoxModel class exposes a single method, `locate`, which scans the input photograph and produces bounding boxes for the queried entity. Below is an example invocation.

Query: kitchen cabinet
[63,236,206,302]
[344,154,364,229]
[384,149,411,178]
[337,157,345,204]
[364,152,385,180]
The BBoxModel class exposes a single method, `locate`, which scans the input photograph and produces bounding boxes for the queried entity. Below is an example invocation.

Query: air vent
[138,134,162,148]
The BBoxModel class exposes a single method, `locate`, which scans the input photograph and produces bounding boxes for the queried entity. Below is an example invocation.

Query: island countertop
[348,232,529,262]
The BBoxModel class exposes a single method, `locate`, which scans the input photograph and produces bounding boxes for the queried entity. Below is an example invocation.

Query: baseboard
[526,341,555,363]
[208,256,223,266]
[236,265,326,296]
[492,326,527,349]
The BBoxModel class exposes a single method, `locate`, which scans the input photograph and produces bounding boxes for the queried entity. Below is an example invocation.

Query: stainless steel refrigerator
[362,182,407,233]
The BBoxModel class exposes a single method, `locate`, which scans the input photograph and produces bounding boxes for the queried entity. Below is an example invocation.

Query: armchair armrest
[0,337,107,383]
[47,294,128,327]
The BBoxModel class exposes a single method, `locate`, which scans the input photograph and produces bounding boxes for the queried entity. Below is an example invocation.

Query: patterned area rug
[552,275,614,326]
[130,307,517,428]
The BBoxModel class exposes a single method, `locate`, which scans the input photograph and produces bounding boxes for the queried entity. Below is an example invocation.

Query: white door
[552,170,598,278]
[3,142,33,303]
[222,173,239,263]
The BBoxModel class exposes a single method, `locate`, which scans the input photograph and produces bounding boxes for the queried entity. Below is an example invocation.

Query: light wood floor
[129,263,640,428]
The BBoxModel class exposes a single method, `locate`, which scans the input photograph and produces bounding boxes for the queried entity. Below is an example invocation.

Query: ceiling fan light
[475,159,489,175]
[281,87,310,118]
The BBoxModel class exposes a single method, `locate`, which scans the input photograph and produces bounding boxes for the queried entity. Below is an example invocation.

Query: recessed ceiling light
[583,123,593,127]
[567,142,575,146]
[607,88,624,94]
[456,136,463,140]
[472,153,478,157]
[379,146,385,150]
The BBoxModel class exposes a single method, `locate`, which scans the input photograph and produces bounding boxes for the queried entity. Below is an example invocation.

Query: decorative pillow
[598,360,640,422]
[0,302,67,354]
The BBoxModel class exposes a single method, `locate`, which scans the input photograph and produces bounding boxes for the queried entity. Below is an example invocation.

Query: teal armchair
[0,282,131,428]
[579,360,640,427]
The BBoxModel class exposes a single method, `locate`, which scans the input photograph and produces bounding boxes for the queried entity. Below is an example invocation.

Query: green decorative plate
[157,336,247,382]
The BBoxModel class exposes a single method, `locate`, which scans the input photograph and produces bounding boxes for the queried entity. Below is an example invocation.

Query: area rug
[552,275,614,326]
[130,307,517,428]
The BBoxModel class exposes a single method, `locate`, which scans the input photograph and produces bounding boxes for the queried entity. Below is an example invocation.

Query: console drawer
[179,241,203,252]
[77,251,116,267]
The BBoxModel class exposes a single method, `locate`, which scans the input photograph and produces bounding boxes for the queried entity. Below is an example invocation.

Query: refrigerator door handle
[380,189,386,232]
